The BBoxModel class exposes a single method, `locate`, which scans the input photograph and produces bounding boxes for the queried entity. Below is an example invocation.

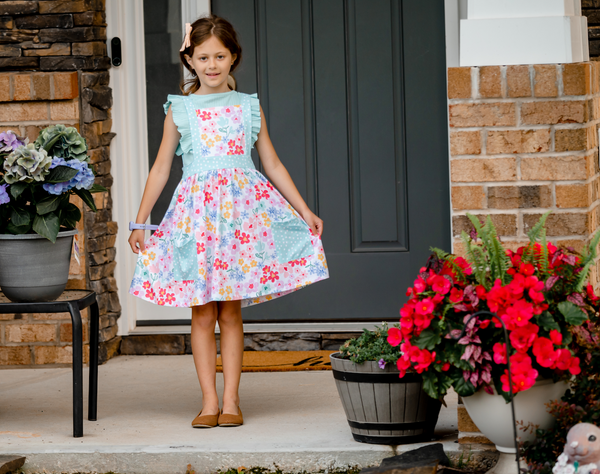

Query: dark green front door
[211,0,450,322]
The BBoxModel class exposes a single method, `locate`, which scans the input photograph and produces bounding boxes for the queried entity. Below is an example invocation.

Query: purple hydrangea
[0,184,9,205]
[378,358,386,369]
[42,157,95,195]
[0,131,26,153]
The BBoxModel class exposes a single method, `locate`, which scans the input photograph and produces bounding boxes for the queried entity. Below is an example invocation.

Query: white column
[460,0,589,66]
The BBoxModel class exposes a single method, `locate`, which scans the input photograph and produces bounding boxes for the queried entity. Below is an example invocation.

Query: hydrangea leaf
[45,165,79,184]
[558,301,588,326]
[59,203,81,229]
[73,188,97,212]
[9,182,27,199]
[89,183,107,193]
[33,212,60,243]
[36,195,61,215]
[10,206,30,227]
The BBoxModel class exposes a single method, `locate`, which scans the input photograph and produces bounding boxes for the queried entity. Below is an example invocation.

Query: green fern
[535,228,550,276]
[430,246,467,283]
[574,229,600,292]
[461,230,489,288]
[523,211,552,264]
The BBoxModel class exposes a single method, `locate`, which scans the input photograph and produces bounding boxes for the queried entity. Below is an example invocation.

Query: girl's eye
[590,435,597,442]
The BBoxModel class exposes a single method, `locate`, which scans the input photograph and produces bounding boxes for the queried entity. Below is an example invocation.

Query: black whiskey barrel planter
[330,352,442,445]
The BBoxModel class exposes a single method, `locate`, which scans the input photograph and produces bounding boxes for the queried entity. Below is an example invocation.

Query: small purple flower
[0,184,9,205]
[42,157,95,195]
[378,359,386,369]
[0,131,26,153]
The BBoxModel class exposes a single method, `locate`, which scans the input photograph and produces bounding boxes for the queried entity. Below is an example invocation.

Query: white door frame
[107,0,210,336]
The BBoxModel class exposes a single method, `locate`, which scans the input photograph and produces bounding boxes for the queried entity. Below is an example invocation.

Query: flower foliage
[0,126,106,242]
[339,322,402,367]
[390,212,600,401]
[520,319,600,474]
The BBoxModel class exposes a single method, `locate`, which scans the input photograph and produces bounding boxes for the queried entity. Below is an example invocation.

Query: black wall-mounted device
[111,37,122,67]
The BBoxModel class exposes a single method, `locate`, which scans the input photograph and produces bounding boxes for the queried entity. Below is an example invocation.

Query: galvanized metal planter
[0,229,77,303]
[330,352,442,445]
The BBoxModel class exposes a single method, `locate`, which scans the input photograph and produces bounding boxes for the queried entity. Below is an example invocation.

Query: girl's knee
[217,301,242,326]
[192,302,218,329]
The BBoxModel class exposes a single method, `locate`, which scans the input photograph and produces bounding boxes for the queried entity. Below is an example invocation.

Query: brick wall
[0,0,120,367]
[449,61,600,444]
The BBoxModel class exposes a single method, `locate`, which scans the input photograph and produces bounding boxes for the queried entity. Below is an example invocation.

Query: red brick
[555,127,594,152]
[451,158,517,182]
[449,103,516,128]
[448,67,471,99]
[479,66,502,98]
[0,346,31,366]
[12,74,31,101]
[451,186,486,210]
[524,213,588,236]
[487,129,550,154]
[0,102,48,121]
[6,323,56,343]
[521,156,587,181]
[450,131,481,155]
[521,101,587,125]
[60,320,89,343]
[534,65,558,97]
[488,185,552,209]
[0,74,9,102]
[32,73,51,100]
[506,65,531,98]
[53,71,78,100]
[556,184,589,208]
[453,214,517,237]
[563,63,592,96]
[50,99,79,120]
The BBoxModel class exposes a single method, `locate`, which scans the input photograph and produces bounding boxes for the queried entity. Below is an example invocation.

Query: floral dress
[129,91,329,307]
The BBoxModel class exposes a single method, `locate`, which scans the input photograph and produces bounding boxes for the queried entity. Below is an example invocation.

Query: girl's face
[185,35,237,94]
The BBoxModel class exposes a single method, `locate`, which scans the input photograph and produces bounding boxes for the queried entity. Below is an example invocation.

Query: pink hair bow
[180,23,192,52]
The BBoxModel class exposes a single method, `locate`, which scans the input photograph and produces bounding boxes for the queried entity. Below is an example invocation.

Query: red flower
[432,275,451,295]
[532,337,558,368]
[415,297,434,316]
[454,256,473,275]
[449,287,464,303]
[387,327,402,347]
[493,342,507,364]
[549,329,562,345]
[504,299,535,329]
[509,323,539,353]
[413,276,427,294]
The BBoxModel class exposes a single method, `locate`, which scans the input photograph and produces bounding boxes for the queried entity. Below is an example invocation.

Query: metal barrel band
[332,369,421,384]
[347,420,426,431]
[351,433,432,445]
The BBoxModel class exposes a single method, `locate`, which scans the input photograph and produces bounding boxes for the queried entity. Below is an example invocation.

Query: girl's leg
[217,300,243,415]
[191,301,219,415]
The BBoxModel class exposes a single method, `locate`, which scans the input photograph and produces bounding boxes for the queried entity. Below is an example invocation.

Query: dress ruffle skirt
[129,167,328,307]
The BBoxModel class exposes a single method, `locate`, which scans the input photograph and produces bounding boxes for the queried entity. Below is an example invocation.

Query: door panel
[209,0,450,322]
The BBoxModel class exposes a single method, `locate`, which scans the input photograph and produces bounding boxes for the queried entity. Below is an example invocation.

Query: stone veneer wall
[584,0,600,59]
[0,0,120,367]
[449,61,600,444]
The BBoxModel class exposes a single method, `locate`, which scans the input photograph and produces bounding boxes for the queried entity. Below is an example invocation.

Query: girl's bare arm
[254,106,323,236]
[128,107,180,253]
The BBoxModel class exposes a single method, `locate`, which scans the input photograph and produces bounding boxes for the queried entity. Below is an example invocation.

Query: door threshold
[129,321,380,335]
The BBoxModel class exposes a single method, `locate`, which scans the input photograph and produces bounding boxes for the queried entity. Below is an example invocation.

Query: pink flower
[413,277,427,294]
[415,298,434,316]
[509,323,539,353]
[432,275,451,295]
[532,337,558,368]
[493,342,507,364]
[387,327,402,347]
[549,329,562,345]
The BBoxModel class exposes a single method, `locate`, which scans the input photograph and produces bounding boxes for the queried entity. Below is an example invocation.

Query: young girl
[128,15,329,428]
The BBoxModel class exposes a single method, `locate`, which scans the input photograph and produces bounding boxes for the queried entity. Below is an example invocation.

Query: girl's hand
[128,229,146,254]
[302,210,324,237]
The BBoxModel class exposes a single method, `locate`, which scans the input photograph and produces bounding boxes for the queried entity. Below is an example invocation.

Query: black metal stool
[0,290,99,438]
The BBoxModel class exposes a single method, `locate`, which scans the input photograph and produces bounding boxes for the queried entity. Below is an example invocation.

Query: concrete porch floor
[1,354,473,474]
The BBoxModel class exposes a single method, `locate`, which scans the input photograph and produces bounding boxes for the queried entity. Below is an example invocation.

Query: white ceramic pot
[462,378,569,453]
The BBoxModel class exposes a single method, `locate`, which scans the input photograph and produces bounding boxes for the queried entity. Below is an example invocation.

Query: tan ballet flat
[218,408,243,427]
[191,410,219,428]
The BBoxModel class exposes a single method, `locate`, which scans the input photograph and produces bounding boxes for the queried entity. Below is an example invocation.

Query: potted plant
[0,126,106,302]
[387,212,600,463]
[331,323,442,445]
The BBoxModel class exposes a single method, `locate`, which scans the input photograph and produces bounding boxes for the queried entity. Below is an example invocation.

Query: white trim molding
[460,0,589,66]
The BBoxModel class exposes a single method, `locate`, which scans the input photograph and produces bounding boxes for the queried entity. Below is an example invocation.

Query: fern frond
[430,247,467,282]
[535,228,549,276]
[461,231,489,288]
[574,229,600,291]
[523,211,552,264]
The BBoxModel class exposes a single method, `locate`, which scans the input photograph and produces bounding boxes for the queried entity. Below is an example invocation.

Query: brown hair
[179,15,242,95]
